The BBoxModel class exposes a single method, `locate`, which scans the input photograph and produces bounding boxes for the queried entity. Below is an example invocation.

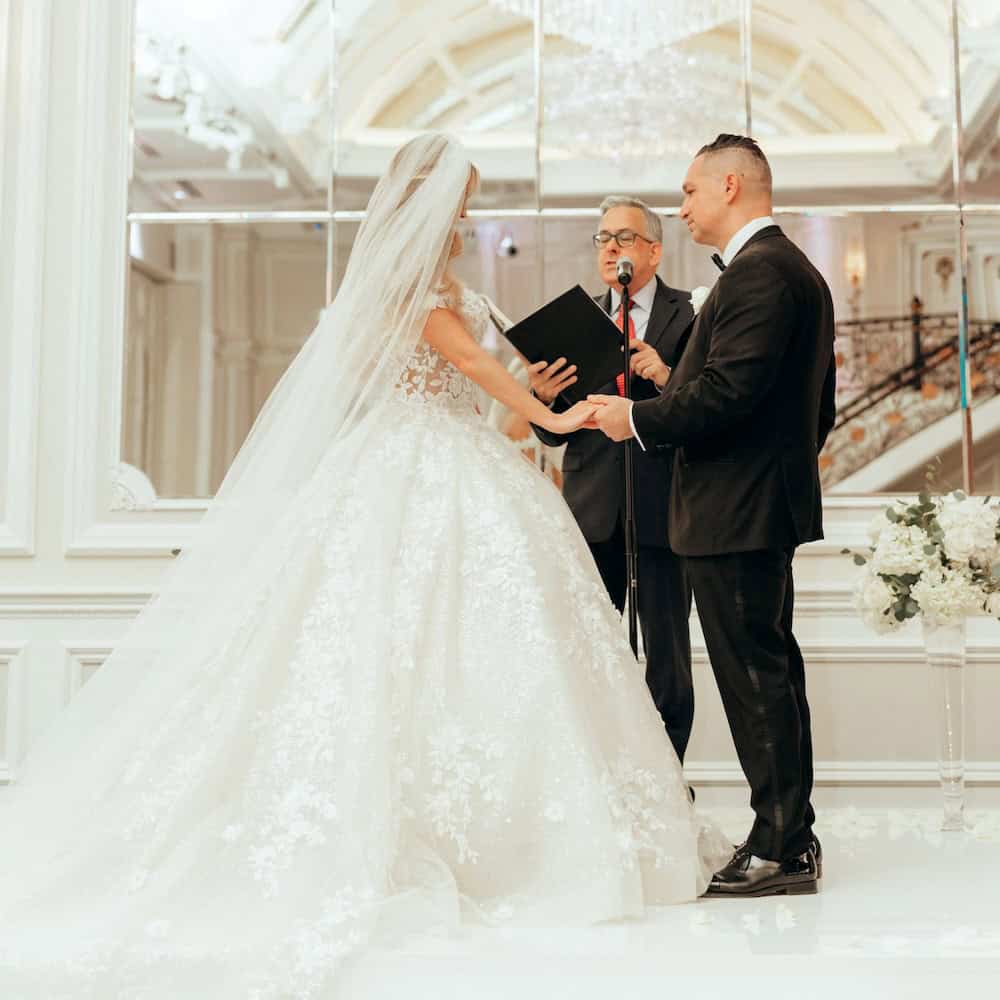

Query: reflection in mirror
[752,0,958,204]
[784,212,966,495]
[959,0,1000,204]
[539,3,745,207]
[332,0,537,212]
[130,0,332,212]
[123,221,326,498]
[962,211,1000,492]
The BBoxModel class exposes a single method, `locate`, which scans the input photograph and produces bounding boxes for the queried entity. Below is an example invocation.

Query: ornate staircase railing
[821,307,1000,488]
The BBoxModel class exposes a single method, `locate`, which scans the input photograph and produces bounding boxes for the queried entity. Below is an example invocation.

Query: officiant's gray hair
[598,196,662,244]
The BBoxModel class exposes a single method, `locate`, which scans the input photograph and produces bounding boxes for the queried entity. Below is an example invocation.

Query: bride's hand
[544,400,601,435]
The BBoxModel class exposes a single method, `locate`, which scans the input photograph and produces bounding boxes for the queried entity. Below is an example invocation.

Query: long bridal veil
[0,133,477,992]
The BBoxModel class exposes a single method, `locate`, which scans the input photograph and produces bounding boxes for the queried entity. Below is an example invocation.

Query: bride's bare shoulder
[421,301,468,345]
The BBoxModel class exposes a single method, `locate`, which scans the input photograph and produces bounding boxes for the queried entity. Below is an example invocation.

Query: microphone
[616,257,634,285]
[711,253,726,272]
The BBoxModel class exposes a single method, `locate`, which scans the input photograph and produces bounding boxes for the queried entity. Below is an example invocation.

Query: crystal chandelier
[542,48,744,165]
[135,32,289,187]
[488,0,740,57]
[488,1,745,166]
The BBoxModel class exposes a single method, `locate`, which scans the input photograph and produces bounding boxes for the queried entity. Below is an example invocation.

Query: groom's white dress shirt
[627,215,776,449]
[721,215,776,266]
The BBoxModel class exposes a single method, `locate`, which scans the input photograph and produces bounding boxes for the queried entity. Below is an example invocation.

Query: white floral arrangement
[690,286,710,315]
[846,490,1000,632]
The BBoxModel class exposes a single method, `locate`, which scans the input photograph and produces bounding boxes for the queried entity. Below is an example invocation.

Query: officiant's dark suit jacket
[532,275,697,762]
[632,226,837,557]
[533,275,694,548]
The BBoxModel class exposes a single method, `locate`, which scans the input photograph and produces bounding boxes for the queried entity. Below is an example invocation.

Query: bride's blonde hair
[436,163,480,315]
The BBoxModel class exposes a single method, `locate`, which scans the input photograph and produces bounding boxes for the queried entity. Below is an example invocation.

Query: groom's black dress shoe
[810,835,823,880]
[705,845,818,898]
[732,835,823,880]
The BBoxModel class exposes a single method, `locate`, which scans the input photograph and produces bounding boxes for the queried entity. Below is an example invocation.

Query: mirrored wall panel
[130,0,333,212]
[959,0,1000,205]
[963,210,1000,492]
[332,0,538,212]
[124,0,1000,498]
[124,221,327,497]
[539,1,746,207]
[753,0,957,205]
[803,212,963,495]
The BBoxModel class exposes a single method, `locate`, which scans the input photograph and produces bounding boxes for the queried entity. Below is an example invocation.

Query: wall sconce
[845,247,866,319]
[935,255,955,293]
[496,232,519,258]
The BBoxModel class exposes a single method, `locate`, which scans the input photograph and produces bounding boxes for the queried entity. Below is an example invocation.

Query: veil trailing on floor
[0,133,475,969]
[0,130,731,998]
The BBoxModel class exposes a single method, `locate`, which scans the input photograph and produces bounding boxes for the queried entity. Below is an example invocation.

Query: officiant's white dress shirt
[609,274,657,343]
[627,215,776,449]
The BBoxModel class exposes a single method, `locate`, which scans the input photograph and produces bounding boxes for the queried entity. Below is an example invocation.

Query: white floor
[342,802,1000,999]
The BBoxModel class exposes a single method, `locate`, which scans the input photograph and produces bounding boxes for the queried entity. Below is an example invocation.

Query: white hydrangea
[909,566,983,627]
[935,495,999,565]
[853,570,901,633]
[867,509,893,546]
[871,523,935,577]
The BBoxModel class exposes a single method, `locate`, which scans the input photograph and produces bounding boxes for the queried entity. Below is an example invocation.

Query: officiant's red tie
[615,302,636,396]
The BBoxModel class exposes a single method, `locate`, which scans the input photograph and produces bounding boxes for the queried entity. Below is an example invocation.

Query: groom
[589,134,837,897]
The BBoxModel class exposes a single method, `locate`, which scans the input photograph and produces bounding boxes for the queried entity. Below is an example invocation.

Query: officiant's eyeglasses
[592,229,656,248]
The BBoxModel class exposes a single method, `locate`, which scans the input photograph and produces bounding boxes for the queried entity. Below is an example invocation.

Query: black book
[500,285,625,406]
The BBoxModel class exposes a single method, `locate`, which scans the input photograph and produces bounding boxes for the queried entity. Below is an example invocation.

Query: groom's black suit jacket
[632,226,837,557]
[534,276,694,548]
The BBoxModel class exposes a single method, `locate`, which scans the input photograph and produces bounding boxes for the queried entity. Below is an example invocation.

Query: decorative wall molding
[61,641,113,703]
[0,590,151,619]
[58,0,213,557]
[687,760,1000,787]
[0,0,51,556]
[0,642,26,783]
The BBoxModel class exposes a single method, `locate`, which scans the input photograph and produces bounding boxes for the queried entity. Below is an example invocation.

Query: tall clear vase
[921,619,967,832]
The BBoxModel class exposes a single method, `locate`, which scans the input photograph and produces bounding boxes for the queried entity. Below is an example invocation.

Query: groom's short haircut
[598,195,663,243]
[696,134,772,195]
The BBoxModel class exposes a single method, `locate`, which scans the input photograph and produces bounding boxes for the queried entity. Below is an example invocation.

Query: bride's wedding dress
[0,135,729,999]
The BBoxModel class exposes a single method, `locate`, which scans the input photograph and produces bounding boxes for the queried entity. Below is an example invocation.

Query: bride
[0,133,729,998]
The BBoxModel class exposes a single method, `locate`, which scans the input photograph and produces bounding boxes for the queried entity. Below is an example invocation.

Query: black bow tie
[711,253,726,272]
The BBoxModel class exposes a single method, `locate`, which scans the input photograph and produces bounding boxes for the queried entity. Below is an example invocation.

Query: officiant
[530,196,696,763]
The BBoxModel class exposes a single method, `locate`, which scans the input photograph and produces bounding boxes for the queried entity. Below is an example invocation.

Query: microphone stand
[619,273,639,657]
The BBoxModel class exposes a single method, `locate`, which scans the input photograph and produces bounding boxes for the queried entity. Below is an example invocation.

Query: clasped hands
[527,341,670,440]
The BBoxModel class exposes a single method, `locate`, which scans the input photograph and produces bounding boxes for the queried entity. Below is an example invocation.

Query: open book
[489,285,625,407]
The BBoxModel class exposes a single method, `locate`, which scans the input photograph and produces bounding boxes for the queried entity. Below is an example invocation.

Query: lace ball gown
[0,287,730,999]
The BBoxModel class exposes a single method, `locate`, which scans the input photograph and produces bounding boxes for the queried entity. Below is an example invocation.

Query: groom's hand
[587,395,634,442]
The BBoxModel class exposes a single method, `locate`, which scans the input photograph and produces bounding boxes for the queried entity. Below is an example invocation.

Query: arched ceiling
[130,0,1000,210]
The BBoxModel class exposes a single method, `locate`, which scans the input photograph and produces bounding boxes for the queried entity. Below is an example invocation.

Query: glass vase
[921,618,967,832]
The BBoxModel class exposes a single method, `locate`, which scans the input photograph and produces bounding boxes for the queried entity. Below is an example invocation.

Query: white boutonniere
[690,286,710,315]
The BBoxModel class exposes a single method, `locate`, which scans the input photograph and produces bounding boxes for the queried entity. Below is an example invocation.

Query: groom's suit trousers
[685,547,815,861]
